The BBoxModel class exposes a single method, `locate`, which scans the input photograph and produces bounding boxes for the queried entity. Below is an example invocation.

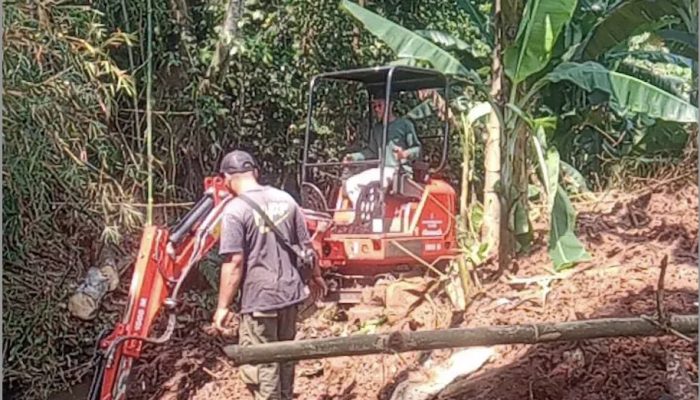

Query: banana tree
[498,0,696,268]
[340,0,697,270]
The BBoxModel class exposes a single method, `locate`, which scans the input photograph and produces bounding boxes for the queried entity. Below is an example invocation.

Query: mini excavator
[89,66,459,399]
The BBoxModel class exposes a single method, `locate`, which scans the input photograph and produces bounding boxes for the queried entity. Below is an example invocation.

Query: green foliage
[340,0,477,79]
[351,0,696,269]
[5,1,484,396]
[3,2,139,397]
[415,29,484,68]
[657,29,699,59]
[532,127,559,213]
[5,0,697,395]
[503,0,578,83]
[456,0,493,46]
[548,186,592,270]
[607,50,696,71]
[616,61,688,98]
[545,61,697,123]
[630,120,690,157]
[579,0,683,60]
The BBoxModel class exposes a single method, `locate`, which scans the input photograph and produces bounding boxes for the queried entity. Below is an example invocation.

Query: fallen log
[224,314,698,365]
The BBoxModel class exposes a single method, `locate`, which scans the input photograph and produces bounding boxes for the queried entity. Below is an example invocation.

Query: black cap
[219,150,258,174]
[368,85,387,98]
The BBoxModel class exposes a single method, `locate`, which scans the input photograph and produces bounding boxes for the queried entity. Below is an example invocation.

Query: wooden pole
[224,315,698,365]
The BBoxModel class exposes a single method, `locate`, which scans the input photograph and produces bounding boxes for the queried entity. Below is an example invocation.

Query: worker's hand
[393,146,407,160]
[309,275,328,301]
[212,307,233,332]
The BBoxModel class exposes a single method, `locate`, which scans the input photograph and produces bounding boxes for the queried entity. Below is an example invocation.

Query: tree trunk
[510,123,531,253]
[492,0,526,269]
[224,315,698,365]
[482,0,504,259]
[205,0,244,85]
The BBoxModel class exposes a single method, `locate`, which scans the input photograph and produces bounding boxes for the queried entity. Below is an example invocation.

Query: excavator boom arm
[88,176,232,400]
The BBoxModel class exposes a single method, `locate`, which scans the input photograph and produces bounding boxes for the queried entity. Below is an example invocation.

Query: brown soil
[124,182,698,400]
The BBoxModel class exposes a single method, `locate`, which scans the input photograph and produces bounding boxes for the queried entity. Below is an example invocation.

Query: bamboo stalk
[224,315,698,365]
[146,0,154,225]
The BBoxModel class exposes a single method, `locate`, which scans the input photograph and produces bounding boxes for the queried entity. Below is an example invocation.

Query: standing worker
[212,149,327,400]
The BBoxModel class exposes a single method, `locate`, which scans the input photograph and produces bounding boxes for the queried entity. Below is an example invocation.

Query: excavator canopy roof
[312,65,448,94]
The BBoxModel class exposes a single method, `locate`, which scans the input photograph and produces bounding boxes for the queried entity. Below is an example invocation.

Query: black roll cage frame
[300,66,451,228]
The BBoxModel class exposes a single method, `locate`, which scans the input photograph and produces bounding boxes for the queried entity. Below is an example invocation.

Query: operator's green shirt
[347,117,421,168]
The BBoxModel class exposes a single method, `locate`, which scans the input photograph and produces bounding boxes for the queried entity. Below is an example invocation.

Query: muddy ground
[107,182,698,400]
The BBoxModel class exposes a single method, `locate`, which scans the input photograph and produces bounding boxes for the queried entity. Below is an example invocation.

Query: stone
[384,277,432,323]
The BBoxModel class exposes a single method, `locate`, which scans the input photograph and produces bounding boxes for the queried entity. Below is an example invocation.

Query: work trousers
[238,304,298,400]
[344,167,396,207]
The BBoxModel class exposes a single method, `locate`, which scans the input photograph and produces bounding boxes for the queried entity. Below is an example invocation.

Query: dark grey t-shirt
[219,186,310,314]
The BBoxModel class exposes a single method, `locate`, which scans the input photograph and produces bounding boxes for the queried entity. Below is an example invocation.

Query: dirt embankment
[120,183,698,400]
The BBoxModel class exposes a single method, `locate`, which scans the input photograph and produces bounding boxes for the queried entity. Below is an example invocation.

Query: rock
[100,264,120,292]
[371,280,390,304]
[68,265,119,320]
[384,277,432,323]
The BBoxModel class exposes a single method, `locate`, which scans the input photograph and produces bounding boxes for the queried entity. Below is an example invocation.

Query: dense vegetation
[2,0,696,398]
[340,0,697,269]
[2,1,475,397]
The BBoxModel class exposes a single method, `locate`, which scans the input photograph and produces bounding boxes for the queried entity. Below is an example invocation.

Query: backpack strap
[237,193,304,259]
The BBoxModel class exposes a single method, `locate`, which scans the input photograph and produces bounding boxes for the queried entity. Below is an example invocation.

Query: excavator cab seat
[390,160,429,201]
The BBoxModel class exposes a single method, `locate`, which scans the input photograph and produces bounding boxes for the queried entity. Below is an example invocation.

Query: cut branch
[656,254,668,323]
[224,315,698,365]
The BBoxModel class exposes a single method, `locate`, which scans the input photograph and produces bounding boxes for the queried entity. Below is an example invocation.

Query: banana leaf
[631,120,689,157]
[415,30,473,52]
[415,30,485,69]
[617,61,688,99]
[657,29,699,60]
[531,127,560,213]
[548,186,591,271]
[560,160,590,193]
[545,61,698,123]
[607,50,695,70]
[579,0,683,60]
[504,0,578,83]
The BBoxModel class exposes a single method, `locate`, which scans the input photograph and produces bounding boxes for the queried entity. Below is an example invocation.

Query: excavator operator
[342,97,421,208]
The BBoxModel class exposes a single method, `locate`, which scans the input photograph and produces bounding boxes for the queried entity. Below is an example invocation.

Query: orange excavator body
[305,178,458,273]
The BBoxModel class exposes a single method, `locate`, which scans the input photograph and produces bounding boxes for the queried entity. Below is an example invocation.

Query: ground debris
[123,184,698,400]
